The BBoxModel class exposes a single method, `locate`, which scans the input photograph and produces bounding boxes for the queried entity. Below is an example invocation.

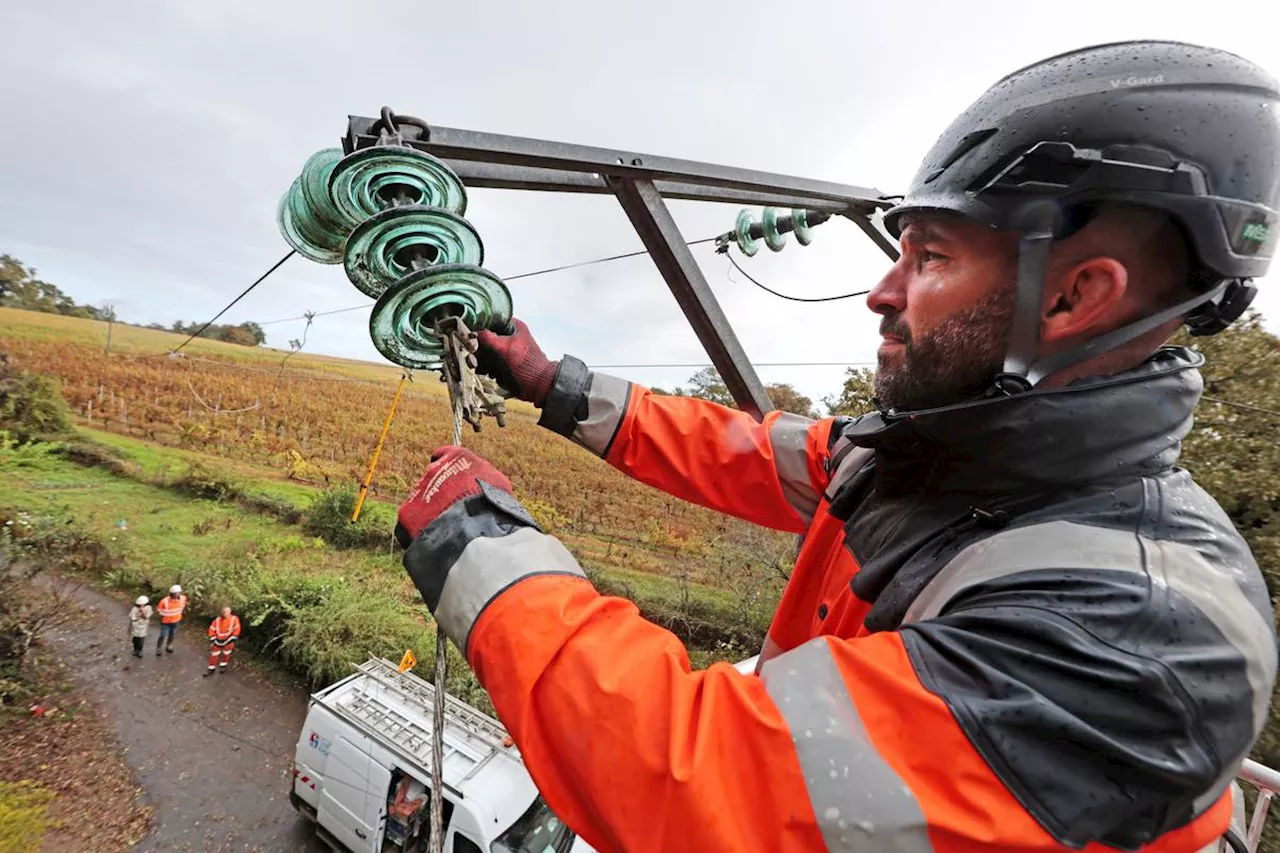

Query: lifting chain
[277,105,513,853]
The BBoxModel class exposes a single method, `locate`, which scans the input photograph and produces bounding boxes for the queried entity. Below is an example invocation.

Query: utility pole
[101,301,118,355]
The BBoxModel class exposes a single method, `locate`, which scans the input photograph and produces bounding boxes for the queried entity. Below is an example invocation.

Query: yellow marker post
[399,649,418,672]
[351,372,410,524]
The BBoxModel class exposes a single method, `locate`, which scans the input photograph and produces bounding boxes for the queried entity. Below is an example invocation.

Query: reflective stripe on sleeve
[769,412,820,525]
[435,526,587,655]
[572,373,632,458]
[760,637,933,853]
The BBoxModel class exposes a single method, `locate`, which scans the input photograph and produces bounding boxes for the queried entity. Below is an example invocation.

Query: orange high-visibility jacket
[156,593,188,624]
[208,614,241,644]
[403,348,1274,853]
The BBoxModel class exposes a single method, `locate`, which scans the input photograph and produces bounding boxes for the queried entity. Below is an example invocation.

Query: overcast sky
[4,1,1279,408]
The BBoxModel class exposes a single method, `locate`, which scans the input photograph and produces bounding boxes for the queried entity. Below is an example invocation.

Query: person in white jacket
[128,596,152,659]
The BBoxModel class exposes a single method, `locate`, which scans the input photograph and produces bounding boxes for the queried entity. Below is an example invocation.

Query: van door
[315,734,391,853]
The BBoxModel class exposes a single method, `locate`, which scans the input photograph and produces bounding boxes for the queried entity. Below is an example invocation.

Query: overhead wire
[254,236,722,328]
[723,247,870,303]
[171,250,296,353]
[132,221,1276,422]
[1200,395,1280,419]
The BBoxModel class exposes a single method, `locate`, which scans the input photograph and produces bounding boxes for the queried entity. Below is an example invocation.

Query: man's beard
[874,285,1018,411]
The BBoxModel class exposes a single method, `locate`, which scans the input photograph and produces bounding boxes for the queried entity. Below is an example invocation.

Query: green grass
[66,426,768,649]
[83,427,319,508]
[1,436,760,713]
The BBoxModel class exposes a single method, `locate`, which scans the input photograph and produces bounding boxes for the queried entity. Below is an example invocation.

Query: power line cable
[723,248,870,303]
[171,250,296,353]
[256,237,720,327]
[1200,395,1280,419]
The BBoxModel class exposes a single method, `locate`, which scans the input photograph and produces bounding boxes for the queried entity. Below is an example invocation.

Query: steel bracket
[343,113,901,421]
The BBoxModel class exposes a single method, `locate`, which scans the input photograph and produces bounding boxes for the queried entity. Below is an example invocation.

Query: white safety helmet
[170,584,183,595]
[135,595,148,606]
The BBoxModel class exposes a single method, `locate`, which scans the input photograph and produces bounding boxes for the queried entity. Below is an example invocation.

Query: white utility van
[289,656,595,853]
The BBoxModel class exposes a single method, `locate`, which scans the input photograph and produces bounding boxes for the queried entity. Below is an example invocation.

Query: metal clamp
[434,315,507,432]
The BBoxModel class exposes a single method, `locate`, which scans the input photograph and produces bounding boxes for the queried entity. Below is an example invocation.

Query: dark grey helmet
[881,40,1280,392]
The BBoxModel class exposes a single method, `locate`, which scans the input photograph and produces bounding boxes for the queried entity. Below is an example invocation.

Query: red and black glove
[474,318,558,407]
[395,447,541,619]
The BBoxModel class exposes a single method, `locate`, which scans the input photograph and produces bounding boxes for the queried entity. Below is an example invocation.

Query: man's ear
[1040,256,1129,343]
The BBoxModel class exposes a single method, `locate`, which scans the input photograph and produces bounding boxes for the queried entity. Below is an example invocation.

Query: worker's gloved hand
[395,447,543,634]
[474,318,558,407]
[394,446,516,549]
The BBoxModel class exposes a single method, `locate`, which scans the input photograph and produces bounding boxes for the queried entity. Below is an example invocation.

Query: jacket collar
[836,346,1205,497]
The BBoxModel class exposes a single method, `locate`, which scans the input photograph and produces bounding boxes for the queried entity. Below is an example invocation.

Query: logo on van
[309,732,331,755]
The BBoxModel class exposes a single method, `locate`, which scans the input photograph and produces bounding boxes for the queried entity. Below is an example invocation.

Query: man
[394,41,1279,853]
[204,605,241,676]
[155,583,187,656]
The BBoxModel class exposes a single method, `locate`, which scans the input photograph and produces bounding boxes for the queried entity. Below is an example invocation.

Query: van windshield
[491,795,575,853]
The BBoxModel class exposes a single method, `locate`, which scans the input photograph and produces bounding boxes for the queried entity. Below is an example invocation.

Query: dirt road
[40,577,326,853]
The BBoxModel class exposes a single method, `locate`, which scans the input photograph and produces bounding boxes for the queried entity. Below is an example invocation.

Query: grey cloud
[3,0,1277,408]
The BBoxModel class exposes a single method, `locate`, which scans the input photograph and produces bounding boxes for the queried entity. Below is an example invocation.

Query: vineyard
[0,307,798,590]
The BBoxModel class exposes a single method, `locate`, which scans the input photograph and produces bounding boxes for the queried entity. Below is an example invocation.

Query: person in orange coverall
[393,41,1278,853]
[204,606,241,676]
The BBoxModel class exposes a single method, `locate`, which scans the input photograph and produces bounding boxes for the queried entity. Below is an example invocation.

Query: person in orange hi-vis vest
[389,41,1279,853]
[154,584,187,656]
[205,606,241,676]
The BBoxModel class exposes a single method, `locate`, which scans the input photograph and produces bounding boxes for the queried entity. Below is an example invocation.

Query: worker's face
[221,607,231,618]
[865,213,1020,410]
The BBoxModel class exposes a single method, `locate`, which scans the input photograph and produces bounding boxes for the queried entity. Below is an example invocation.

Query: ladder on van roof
[327,657,517,795]
[360,657,513,754]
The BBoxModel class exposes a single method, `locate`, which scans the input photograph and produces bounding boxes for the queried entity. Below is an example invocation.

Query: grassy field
[0,307,797,590]
[0,306,791,710]
[2,416,772,675]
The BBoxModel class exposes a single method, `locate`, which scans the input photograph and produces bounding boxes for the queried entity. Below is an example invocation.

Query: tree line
[0,253,266,347]
[652,365,874,419]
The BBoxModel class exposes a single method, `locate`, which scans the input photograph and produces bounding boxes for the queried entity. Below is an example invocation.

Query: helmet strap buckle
[1186,279,1257,336]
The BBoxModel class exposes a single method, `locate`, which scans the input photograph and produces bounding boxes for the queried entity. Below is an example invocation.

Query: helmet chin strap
[991,203,1241,394]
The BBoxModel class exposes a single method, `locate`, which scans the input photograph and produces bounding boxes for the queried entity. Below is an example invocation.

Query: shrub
[0,356,72,444]
[276,584,432,685]
[303,486,391,550]
[170,462,244,503]
[241,494,303,525]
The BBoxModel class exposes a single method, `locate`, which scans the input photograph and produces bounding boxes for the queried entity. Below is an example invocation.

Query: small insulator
[734,209,760,257]
[791,208,810,246]
[761,207,787,252]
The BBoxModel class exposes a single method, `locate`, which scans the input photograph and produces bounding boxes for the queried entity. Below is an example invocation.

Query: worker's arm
[399,456,1269,853]
[477,319,839,532]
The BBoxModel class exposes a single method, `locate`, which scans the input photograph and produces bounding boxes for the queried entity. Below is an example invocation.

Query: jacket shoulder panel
[897,479,1275,849]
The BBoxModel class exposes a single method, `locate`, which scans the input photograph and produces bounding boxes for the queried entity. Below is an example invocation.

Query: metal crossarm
[342,119,894,213]
[339,114,902,422]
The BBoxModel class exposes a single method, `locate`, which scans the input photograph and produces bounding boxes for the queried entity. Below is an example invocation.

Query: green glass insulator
[342,205,485,299]
[369,264,513,370]
[734,209,760,257]
[277,149,350,264]
[762,207,787,252]
[328,147,468,230]
[793,208,815,246]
